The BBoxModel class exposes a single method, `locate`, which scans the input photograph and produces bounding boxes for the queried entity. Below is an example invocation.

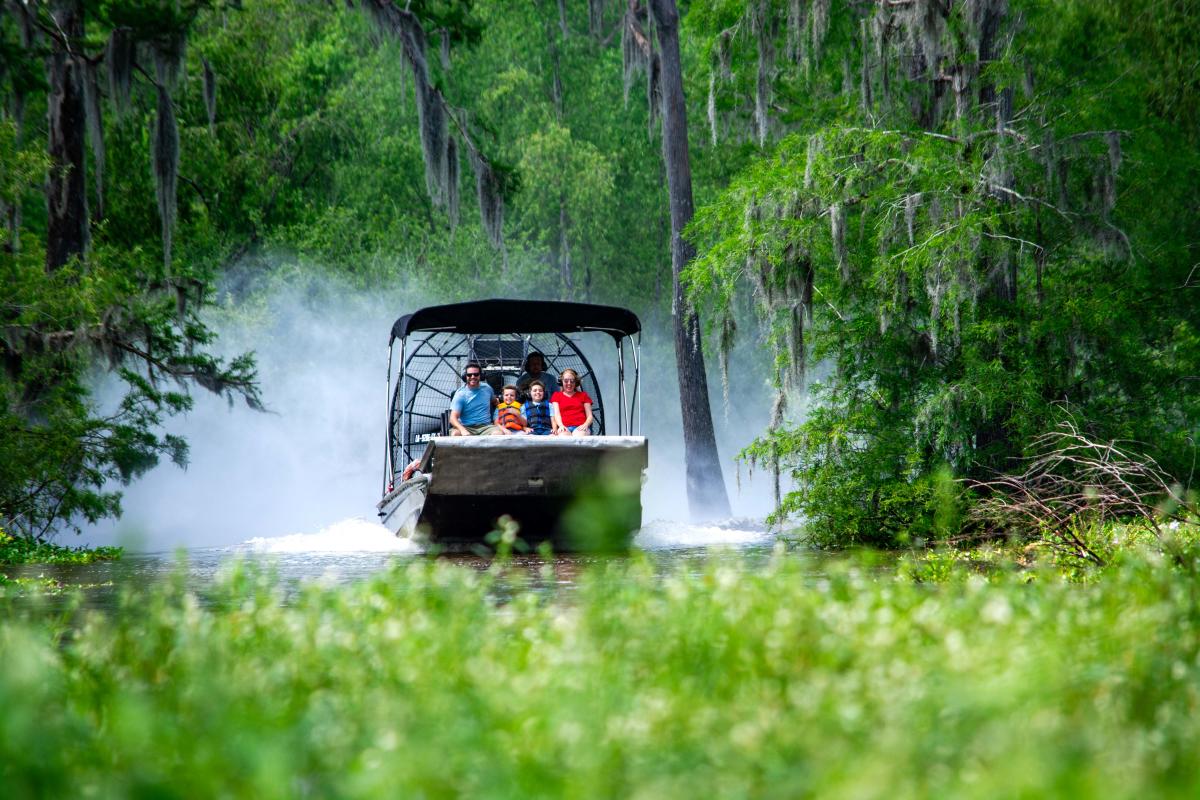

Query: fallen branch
[965,420,1194,566]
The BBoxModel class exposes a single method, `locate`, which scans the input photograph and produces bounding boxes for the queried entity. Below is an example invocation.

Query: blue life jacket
[523,401,553,435]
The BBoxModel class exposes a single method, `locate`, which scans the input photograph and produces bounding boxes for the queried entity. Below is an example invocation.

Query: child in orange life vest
[494,385,531,434]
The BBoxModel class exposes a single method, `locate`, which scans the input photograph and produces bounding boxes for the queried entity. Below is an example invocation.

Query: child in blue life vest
[522,380,554,435]
[495,385,530,434]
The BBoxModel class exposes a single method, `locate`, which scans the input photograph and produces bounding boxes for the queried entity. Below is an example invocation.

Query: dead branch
[965,420,1194,565]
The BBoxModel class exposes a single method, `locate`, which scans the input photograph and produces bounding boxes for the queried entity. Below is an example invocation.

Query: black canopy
[390,299,641,343]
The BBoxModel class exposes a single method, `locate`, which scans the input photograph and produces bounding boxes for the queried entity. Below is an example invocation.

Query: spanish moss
[803,133,819,189]
[1105,131,1122,217]
[718,309,736,407]
[470,147,504,250]
[202,57,217,135]
[707,72,718,146]
[621,4,651,107]
[416,81,449,205]
[588,0,606,38]
[446,134,460,230]
[785,0,808,66]
[859,18,872,112]
[752,0,773,146]
[106,26,134,114]
[810,0,830,64]
[154,33,187,91]
[647,49,661,138]
[904,193,918,246]
[82,59,105,220]
[830,202,847,280]
[152,83,178,274]
[439,28,451,72]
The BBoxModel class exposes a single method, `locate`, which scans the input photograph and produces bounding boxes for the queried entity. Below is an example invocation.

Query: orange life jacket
[495,401,525,431]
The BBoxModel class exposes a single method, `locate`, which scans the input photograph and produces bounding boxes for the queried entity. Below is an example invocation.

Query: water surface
[9,516,810,610]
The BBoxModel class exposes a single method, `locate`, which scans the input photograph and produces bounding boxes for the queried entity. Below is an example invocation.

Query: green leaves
[683,0,1200,544]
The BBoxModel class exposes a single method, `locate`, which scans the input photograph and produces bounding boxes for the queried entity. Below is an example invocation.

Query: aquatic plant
[2,548,1199,797]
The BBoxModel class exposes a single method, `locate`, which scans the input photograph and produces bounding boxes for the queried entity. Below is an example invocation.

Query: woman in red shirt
[550,368,594,436]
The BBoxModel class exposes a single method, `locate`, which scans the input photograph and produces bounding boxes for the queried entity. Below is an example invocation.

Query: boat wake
[634,518,774,550]
[235,517,772,555]
[241,517,423,554]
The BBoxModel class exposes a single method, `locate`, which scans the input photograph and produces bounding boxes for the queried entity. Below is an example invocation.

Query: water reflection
[5,516,818,612]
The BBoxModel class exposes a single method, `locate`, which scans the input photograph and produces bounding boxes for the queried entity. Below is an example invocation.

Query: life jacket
[523,401,553,435]
[495,401,525,431]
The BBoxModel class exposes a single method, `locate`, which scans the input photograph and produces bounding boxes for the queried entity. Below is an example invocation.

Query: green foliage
[561,467,643,553]
[0,528,121,567]
[685,0,1200,544]
[4,551,1200,796]
[0,3,269,539]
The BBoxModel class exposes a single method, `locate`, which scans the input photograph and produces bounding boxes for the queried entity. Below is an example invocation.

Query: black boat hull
[378,436,648,551]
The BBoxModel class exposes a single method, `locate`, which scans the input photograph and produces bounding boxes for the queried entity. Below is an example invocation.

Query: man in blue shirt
[449,362,501,435]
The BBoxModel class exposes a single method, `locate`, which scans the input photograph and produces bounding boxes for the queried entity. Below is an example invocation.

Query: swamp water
[9,516,816,609]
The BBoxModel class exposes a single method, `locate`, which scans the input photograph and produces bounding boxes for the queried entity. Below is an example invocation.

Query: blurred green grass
[2,546,1199,798]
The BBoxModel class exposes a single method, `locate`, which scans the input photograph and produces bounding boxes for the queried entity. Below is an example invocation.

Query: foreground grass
[2,548,1199,798]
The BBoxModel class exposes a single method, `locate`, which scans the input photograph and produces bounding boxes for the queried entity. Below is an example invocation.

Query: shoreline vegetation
[0,528,121,592]
[0,529,122,568]
[2,530,1199,797]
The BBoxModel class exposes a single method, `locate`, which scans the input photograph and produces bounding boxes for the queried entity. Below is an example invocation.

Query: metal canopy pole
[632,333,642,435]
[398,337,408,465]
[382,341,395,499]
[617,338,626,435]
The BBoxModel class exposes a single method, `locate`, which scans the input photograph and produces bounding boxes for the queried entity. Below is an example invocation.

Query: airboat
[377,299,648,550]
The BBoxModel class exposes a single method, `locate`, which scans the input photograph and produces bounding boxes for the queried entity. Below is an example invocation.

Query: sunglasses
[464,373,481,379]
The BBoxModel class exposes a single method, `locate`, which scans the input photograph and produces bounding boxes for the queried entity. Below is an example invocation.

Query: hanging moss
[439,28,451,72]
[859,18,872,111]
[202,57,217,135]
[811,0,830,64]
[470,148,504,249]
[151,83,178,274]
[785,0,808,66]
[707,72,718,146]
[752,0,773,146]
[446,134,460,230]
[803,134,820,189]
[106,27,134,115]
[905,193,919,246]
[361,0,503,247]
[830,202,847,281]
[588,0,606,38]
[718,309,737,406]
[1104,131,1121,217]
[153,32,187,91]
[621,4,651,106]
[82,59,105,220]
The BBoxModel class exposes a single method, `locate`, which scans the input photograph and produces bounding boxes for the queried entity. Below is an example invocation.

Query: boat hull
[378,436,647,550]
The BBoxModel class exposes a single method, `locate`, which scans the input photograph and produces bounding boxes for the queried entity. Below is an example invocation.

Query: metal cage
[389,332,608,474]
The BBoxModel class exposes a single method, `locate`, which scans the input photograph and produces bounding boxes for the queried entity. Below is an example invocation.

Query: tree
[686,0,1200,543]
[0,0,260,540]
[632,0,731,519]
[44,0,88,271]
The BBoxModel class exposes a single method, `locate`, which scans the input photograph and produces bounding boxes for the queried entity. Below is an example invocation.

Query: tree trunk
[648,0,731,520]
[45,0,89,272]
